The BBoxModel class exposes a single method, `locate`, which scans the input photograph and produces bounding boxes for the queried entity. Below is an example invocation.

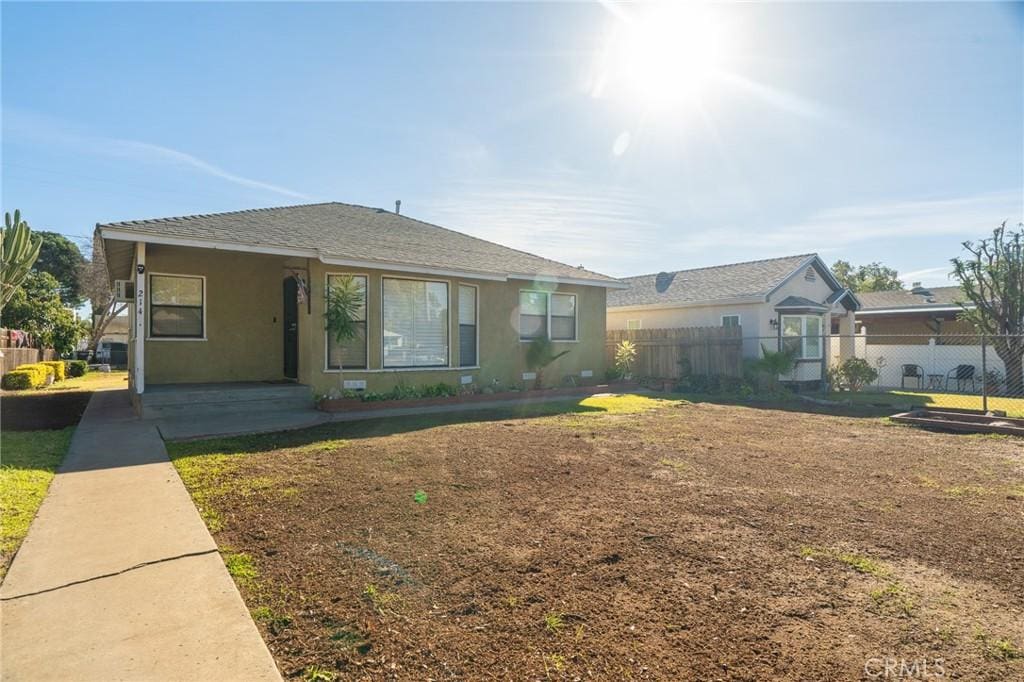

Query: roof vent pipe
[395,200,401,215]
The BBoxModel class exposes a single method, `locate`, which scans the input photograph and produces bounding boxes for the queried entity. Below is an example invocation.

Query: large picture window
[326,274,367,370]
[382,278,449,368]
[150,274,204,338]
[519,291,577,341]
[458,284,477,367]
[781,314,822,359]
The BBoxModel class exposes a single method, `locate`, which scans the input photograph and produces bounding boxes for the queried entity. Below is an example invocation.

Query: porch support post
[134,241,146,394]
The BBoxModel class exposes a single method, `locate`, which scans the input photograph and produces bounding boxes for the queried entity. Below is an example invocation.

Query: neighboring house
[606,254,860,383]
[97,202,624,401]
[855,284,976,344]
[94,315,130,363]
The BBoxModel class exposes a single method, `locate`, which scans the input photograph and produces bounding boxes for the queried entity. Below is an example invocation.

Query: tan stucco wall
[136,244,607,392]
[142,245,287,384]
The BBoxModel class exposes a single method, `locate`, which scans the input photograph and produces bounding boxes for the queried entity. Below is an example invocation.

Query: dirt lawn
[169,395,1024,680]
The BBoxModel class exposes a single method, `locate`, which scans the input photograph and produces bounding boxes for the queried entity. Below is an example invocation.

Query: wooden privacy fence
[1,329,56,375]
[606,327,743,379]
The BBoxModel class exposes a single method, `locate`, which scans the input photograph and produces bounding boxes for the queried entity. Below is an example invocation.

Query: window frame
[380,275,451,369]
[146,272,207,341]
[721,314,741,329]
[625,319,642,330]
[323,272,369,372]
[457,283,480,368]
[519,289,579,343]
[779,314,823,360]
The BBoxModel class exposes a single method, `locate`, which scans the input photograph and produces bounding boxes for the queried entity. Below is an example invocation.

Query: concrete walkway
[0,390,280,681]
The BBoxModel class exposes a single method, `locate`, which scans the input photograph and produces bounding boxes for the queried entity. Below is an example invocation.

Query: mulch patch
[198,402,1024,680]
[1,391,92,430]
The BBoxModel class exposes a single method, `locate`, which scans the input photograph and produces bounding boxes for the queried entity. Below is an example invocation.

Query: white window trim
[518,290,579,343]
[780,314,823,360]
[146,272,207,341]
[625,319,642,330]
[721,314,741,328]
[380,275,451,369]
[323,272,370,373]
[458,282,480,369]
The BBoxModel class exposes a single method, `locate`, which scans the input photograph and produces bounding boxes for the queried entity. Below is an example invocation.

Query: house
[606,254,860,383]
[96,202,624,405]
[855,284,976,344]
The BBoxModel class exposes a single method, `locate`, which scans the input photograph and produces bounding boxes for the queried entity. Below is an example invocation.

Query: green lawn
[0,427,73,577]
[828,390,1024,417]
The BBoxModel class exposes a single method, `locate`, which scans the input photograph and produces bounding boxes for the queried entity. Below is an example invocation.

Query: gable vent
[804,267,816,282]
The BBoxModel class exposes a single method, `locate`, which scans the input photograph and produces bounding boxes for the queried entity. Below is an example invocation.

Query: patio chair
[900,364,924,390]
[945,365,977,393]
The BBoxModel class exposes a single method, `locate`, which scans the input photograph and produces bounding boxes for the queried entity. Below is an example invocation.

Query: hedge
[2,363,51,390]
[41,360,66,382]
[65,360,89,378]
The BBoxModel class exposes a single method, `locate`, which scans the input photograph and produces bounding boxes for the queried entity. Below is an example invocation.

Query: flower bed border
[316,382,640,413]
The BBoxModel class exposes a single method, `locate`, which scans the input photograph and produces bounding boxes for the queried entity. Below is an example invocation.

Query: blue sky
[3,1,1022,286]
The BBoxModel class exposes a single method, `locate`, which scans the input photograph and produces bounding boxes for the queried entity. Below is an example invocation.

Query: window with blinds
[150,274,204,338]
[458,284,477,367]
[550,293,576,341]
[326,274,367,369]
[382,278,449,368]
[519,291,548,340]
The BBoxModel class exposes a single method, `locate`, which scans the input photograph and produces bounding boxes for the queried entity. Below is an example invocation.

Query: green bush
[65,360,88,378]
[832,357,879,392]
[2,370,36,390]
[41,360,66,381]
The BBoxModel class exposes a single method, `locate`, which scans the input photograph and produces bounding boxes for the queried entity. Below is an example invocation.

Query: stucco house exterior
[606,254,860,382]
[855,285,975,344]
[96,202,623,403]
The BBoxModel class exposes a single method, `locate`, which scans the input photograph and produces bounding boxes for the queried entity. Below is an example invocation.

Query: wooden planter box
[317,382,638,413]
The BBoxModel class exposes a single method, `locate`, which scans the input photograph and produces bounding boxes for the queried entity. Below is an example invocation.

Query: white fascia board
[508,273,629,289]
[857,306,970,315]
[608,296,765,313]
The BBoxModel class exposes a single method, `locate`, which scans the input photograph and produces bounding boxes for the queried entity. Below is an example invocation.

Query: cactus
[1,210,43,310]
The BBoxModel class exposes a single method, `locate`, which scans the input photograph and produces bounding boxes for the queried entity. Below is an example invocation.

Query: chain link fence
[610,329,1024,416]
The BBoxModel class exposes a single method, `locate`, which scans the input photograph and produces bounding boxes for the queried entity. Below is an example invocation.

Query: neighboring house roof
[97,202,623,288]
[857,286,969,314]
[774,295,830,311]
[608,254,856,309]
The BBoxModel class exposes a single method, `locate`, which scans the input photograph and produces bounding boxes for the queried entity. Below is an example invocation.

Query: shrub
[41,360,66,381]
[19,363,54,385]
[614,340,638,379]
[2,370,36,390]
[833,357,879,392]
[66,360,88,378]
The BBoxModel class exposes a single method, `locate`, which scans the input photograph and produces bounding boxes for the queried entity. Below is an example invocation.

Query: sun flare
[598,3,731,110]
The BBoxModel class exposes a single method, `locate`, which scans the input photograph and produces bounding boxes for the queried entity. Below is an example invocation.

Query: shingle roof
[608,254,817,308]
[775,295,830,310]
[857,286,966,311]
[98,202,620,285]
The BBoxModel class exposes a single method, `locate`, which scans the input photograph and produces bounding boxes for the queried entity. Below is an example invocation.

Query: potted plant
[525,336,570,390]
[324,274,364,401]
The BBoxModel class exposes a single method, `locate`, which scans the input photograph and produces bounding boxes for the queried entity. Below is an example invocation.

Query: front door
[283,278,299,380]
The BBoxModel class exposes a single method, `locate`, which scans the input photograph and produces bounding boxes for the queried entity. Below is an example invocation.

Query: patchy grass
[222,550,259,590]
[0,427,73,577]
[828,389,1024,417]
[170,397,1024,678]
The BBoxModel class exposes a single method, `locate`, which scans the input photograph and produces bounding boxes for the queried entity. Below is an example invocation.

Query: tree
[951,222,1024,395]
[1,271,86,354]
[524,336,570,389]
[78,235,128,353]
[1,210,43,310]
[831,260,903,292]
[324,274,364,394]
[35,231,86,306]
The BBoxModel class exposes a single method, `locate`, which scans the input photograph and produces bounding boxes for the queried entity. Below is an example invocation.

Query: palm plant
[1,210,43,310]
[614,339,638,380]
[757,343,797,391]
[324,275,364,394]
[525,336,570,389]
